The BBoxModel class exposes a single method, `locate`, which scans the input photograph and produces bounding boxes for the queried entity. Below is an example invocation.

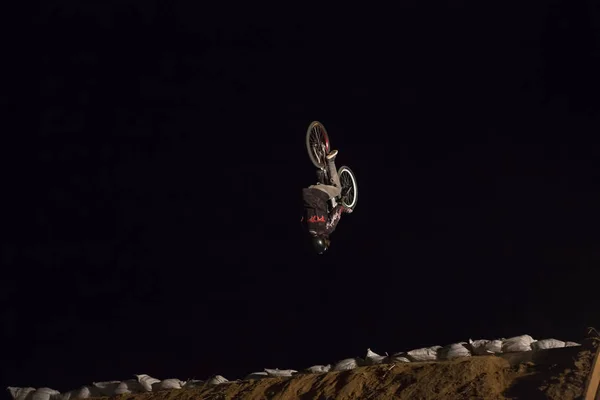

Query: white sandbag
[114,380,142,395]
[31,388,60,400]
[70,388,89,400]
[531,339,566,351]
[206,376,228,386]
[305,364,332,373]
[151,379,182,391]
[71,386,101,399]
[182,380,204,389]
[487,339,503,354]
[245,372,268,380]
[468,339,489,355]
[135,375,160,392]
[364,348,387,365]
[407,345,442,362]
[57,392,72,400]
[390,353,411,363]
[264,368,297,377]
[7,387,36,400]
[439,343,472,360]
[468,339,503,355]
[566,341,581,347]
[502,335,535,353]
[333,358,363,371]
[92,381,121,396]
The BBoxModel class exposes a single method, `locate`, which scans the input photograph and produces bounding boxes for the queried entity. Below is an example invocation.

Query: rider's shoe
[326,149,338,161]
[342,206,353,214]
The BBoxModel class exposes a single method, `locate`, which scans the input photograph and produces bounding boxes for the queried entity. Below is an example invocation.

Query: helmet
[311,235,330,254]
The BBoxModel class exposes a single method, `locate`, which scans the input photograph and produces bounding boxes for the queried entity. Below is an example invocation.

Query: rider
[301,149,353,254]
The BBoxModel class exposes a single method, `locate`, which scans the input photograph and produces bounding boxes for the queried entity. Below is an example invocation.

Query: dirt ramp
[506,340,597,400]
[109,339,597,400]
[124,357,516,400]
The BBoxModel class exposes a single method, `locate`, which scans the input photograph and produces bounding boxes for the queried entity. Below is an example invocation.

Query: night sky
[4,0,600,392]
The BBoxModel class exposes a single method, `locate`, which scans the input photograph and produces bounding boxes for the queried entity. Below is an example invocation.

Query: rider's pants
[309,158,341,200]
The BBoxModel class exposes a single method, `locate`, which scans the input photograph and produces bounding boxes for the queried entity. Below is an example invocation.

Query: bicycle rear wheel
[306,121,330,169]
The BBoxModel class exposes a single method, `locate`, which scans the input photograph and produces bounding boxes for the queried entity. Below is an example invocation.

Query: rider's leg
[309,183,341,199]
[308,149,342,199]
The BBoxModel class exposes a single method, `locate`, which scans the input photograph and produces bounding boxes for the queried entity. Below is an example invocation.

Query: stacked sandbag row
[243,335,583,379]
[6,374,227,400]
[6,335,584,398]
[317,335,582,372]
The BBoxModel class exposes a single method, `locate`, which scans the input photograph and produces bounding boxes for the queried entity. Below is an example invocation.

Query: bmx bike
[305,121,358,212]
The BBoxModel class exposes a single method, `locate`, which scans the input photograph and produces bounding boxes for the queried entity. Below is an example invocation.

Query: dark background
[3,0,600,392]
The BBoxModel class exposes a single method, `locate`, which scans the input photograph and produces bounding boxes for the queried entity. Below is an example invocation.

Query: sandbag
[151,379,182,391]
[135,375,160,392]
[407,346,442,362]
[390,353,411,363]
[468,339,503,355]
[531,339,566,351]
[333,358,363,371]
[31,388,60,400]
[206,375,228,385]
[182,380,204,389]
[439,343,472,360]
[58,392,72,400]
[245,372,269,380]
[566,341,582,347]
[502,335,535,353]
[365,348,387,365]
[487,339,503,353]
[92,381,121,396]
[7,387,36,400]
[71,388,90,400]
[305,364,332,373]
[468,339,488,355]
[114,380,143,395]
[32,388,60,400]
[264,368,297,377]
[71,386,101,399]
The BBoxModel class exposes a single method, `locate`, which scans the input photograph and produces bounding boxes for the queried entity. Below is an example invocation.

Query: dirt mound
[105,339,597,400]
[507,339,597,400]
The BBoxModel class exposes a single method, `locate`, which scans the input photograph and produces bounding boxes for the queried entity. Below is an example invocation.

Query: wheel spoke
[306,122,330,169]
[309,127,323,164]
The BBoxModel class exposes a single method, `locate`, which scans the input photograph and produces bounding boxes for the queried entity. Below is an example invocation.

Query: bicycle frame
[306,122,357,214]
[312,142,341,211]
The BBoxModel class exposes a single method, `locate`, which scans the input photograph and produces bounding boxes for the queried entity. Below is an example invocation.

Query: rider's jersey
[302,187,343,236]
